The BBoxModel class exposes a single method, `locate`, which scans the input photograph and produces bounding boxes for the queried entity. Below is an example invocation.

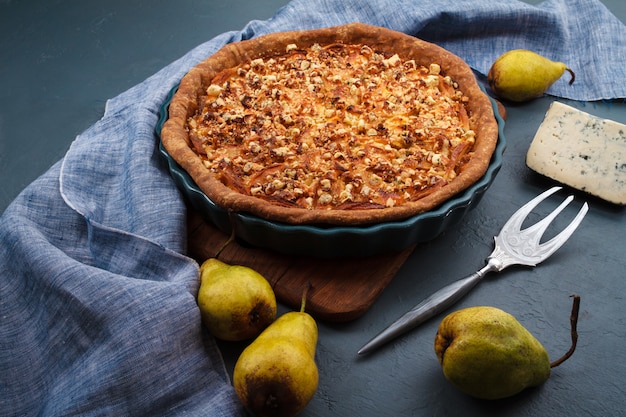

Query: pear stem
[214,210,237,259]
[550,294,580,368]
[300,282,312,313]
[566,68,576,85]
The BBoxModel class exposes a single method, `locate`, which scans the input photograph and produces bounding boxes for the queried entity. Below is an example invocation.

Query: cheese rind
[526,101,626,205]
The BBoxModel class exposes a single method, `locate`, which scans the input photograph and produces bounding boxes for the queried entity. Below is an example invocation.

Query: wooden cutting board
[186,209,414,322]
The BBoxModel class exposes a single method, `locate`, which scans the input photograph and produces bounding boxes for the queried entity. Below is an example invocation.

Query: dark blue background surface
[2,1,625,416]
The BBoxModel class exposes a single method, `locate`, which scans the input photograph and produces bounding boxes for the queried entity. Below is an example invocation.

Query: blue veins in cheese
[526,101,626,205]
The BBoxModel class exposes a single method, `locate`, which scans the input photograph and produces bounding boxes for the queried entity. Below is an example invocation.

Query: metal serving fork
[358,186,589,356]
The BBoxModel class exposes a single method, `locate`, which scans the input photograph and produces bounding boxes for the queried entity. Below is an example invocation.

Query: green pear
[197,258,276,341]
[488,49,575,102]
[434,306,550,400]
[233,293,319,417]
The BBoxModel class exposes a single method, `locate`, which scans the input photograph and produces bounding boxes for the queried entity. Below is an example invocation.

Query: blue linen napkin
[1,0,625,415]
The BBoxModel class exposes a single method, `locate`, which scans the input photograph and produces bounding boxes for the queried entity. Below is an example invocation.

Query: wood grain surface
[186,210,414,322]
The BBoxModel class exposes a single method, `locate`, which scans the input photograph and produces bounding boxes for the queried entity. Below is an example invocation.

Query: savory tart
[161,23,498,225]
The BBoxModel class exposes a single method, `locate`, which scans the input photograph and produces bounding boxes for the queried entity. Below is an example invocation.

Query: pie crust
[161,23,498,225]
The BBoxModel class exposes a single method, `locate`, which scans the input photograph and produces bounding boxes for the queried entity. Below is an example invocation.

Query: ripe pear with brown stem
[234,286,319,417]
[434,295,580,400]
[488,49,575,102]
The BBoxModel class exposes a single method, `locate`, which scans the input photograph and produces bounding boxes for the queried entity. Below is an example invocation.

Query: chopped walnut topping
[188,42,475,211]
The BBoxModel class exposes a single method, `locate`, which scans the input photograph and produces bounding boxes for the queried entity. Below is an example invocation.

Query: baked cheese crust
[162,23,498,225]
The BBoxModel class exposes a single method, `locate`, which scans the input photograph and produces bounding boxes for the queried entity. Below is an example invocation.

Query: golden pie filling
[186,42,476,211]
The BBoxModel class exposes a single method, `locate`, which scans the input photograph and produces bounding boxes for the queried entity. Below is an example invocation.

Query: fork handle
[357,260,498,355]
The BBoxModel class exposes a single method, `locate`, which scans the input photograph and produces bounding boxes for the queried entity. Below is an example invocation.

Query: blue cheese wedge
[526,101,626,205]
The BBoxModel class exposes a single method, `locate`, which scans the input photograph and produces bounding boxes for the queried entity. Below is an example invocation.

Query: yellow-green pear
[434,306,550,400]
[488,49,575,102]
[233,296,319,417]
[197,258,276,341]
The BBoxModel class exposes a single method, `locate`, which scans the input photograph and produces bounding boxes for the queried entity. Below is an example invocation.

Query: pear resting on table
[488,49,575,102]
[194,229,318,417]
[434,296,580,400]
[197,258,277,341]
[234,288,319,417]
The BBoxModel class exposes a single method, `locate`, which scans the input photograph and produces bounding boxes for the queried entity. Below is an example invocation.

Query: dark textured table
[2,1,625,416]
